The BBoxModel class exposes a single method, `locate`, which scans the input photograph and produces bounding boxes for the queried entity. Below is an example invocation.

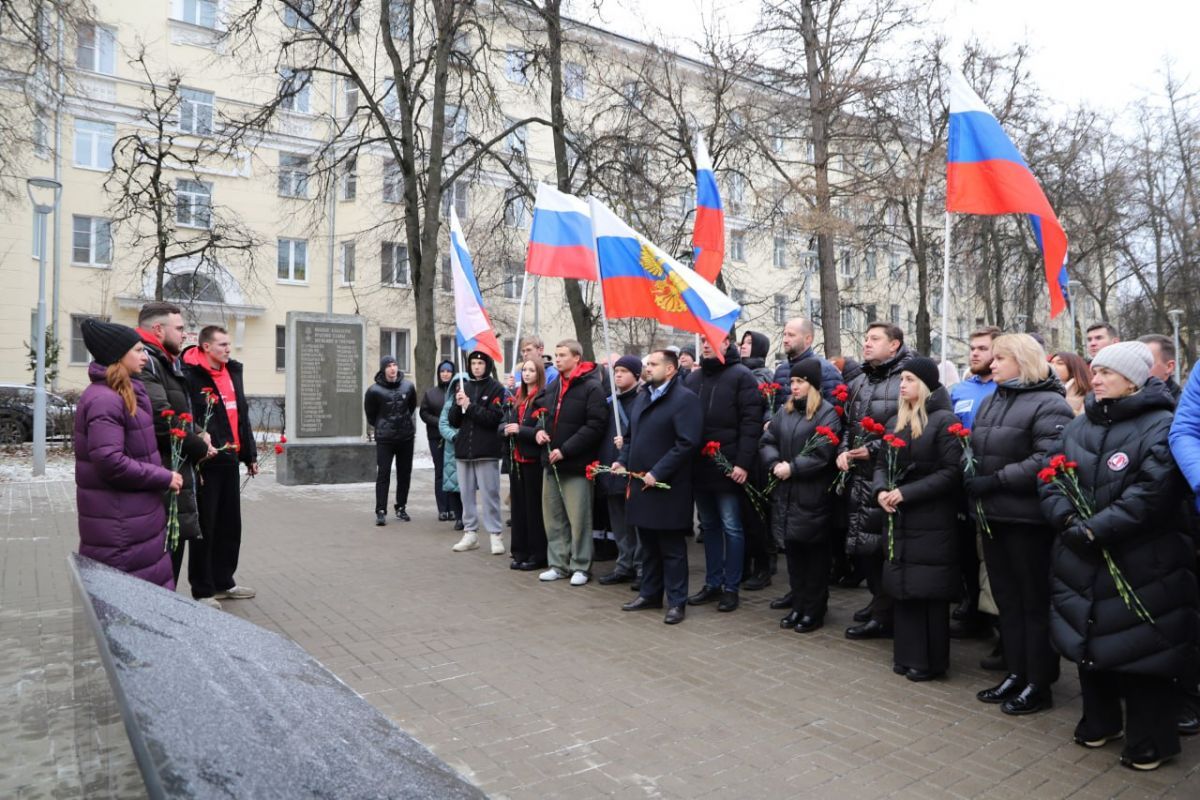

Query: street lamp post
[27,177,63,477]
[1067,280,1081,354]
[1169,309,1184,386]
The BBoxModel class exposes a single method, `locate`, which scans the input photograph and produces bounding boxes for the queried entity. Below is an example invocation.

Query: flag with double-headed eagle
[587,196,740,361]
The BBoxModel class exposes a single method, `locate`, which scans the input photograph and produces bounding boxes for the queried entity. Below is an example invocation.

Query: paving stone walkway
[3,469,1199,798]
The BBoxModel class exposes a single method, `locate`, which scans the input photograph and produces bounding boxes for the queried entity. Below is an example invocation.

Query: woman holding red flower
[501,358,548,570]
[869,357,962,681]
[759,359,842,633]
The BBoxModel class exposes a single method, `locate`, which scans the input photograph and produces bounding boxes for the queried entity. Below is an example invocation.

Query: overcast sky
[569,0,1200,113]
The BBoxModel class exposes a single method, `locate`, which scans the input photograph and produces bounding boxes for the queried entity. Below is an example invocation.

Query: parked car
[0,384,75,444]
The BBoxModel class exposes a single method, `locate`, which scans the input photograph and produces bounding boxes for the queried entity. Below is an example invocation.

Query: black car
[0,384,74,444]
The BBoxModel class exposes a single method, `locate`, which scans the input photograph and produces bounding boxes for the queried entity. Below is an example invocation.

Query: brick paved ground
[4,466,1200,798]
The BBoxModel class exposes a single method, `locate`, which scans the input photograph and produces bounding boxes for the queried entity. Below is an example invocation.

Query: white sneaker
[452,532,479,552]
[197,597,223,610]
[539,568,563,581]
[214,585,256,600]
[490,533,506,555]
[570,571,589,587]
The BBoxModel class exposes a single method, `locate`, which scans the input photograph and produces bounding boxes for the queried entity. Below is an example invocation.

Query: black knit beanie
[81,319,141,367]
[904,356,941,392]
[789,358,823,388]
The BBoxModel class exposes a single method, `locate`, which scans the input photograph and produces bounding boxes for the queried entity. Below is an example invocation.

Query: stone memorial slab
[68,554,487,799]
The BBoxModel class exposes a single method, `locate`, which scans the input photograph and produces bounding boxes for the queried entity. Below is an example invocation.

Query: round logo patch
[1107,452,1129,472]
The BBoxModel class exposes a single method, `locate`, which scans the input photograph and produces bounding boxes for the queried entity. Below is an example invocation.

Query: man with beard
[949,327,1001,641]
[771,318,842,410]
[136,303,218,592]
[838,322,912,640]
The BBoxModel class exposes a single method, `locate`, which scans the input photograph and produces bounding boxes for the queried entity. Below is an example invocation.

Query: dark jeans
[1077,669,1180,759]
[696,491,745,591]
[894,599,950,673]
[191,461,242,599]
[375,438,414,513]
[862,551,895,626]
[982,523,1057,685]
[785,539,830,618]
[638,527,689,608]
[510,461,547,565]
[430,436,449,514]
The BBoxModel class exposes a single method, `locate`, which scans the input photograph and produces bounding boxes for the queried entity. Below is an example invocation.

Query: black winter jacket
[618,376,702,530]
[1040,380,1199,677]
[843,347,914,555]
[419,362,455,442]
[685,346,764,491]
[596,386,639,495]
[447,360,506,460]
[364,370,417,443]
[772,347,844,409]
[874,388,962,601]
[528,361,608,475]
[182,355,256,467]
[759,398,841,544]
[140,340,205,542]
[969,374,1074,526]
[499,393,544,464]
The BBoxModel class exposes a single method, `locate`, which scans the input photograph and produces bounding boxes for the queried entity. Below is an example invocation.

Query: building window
[70,314,108,363]
[164,272,223,304]
[382,158,403,204]
[504,118,527,159]
[340,241,355,284]
[810,298,822,324]
[730,288,746,306]
[277,238,307,282]
[440,255,453,293]
[864,304,877,324]
[278,153,309,198]
[890,304,901,325]
[341,157,357,200]
[178,0,219,28]
[889,252,902,279]
[381,242,410,287]
[444,104,468,147]
[841,306,856,330]
[865,250,877,279]
[72,216,112,266]
[503,261,522,299]
[283,0,315,29]
[441,181,468,219]
[175,179,212,228]
[440,334,459,365]
[770,121,785,154]
[730,231,745,262]
[76,24,116,75]
[839,250,852,278]
[726,173,745,214]
[73,119,114,169]
[179,88,214,135]
[505,47,529,85]
[504,187,529,228]
[275,325,286,371]
[773,295,788,325]
[380,329,410,372]
[280,68,311,113]
[773,236,787,268]
[342,78,358,116]
[387,0,411,36]
[564,62,586,100]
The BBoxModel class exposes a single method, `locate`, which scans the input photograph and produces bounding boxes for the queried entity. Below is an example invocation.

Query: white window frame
[505,47,529,85]
[890,304,902,325]
[178,0,219,29]
[504,118,527,159]
[503,187,528,228]
[175,179,212,228]
[340,241,356,285]
[773,236,787,269]
[280,68,311,114]
[865,249,877,279]
[441,181,468,220]
[275,325,287,371]
[278,153,309,198]
[381,242,410,287]
[70,314,108,364]
[76,24,116,75]
[841,306,856,330]
[341,156,357,200]
[444,104,467,147]
[72,216,113,267]
[773,295,788,326]
[839,250,853,278]
[341,78,358,116]
[382,158,403,204]
[178,87,214,135]
[283,0,315,29]
[727,173,745,213]
[440,255,453,293]
[503,261,522,299]
[73,119,114,170]
[564,62,586,100]
[730,231,745,262]
[277,238,308,283]
[380,329,411,372]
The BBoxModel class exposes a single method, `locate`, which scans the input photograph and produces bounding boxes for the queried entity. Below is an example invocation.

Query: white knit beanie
[1090,341,1153,387]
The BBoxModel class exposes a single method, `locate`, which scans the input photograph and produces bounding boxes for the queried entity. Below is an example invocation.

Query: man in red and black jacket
[182,325,258,605]
[528,339,608,586]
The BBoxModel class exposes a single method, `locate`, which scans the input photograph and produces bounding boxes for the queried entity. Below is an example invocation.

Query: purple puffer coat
[74,362,175,589]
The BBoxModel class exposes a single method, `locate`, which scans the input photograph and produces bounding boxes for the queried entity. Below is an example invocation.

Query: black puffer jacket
[843,346,914,555]
[140,339,205,542]
[447,355,506,460]
[685,345,764,491]
[528,361,607,475]
[364,370,417,442]
[419,360,455,442]
[1040,380,1199,677]
[969,374,1074,526]
[759,398,841,544]
[875,388,962,601]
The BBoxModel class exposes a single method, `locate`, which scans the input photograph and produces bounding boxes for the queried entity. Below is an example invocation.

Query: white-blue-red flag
[946,69,1069,317]
[525,183,597,280]
[691,135,724,283]
[449,208,503,363]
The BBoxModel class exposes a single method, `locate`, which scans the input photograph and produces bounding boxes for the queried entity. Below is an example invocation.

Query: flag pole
[940,211,952,365]
[511,271,530,382]
[587,196,622,439]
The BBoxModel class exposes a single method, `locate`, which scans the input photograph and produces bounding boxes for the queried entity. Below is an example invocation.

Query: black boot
[717,591,739,612]
[1000,684,1053,715]
[375,511,386,526]
[779,610,803,629]
[688,585,721,605]
[741,571,771,591]
[769,591,794,610]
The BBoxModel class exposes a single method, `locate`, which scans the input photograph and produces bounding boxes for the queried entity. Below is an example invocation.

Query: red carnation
[948,422,962,435]
[1037,466,1057,484]
[170,427,187,439]
[889,437,906,449]
[1049,454,1068,470]
[702,441,722,458]
[1064,460,1078,470]
[280,434,287,443]
[883,433,895,444]
[274,443,284,455]
[161,409,175,418]
[835,405,845,417]
[179,412,193,423]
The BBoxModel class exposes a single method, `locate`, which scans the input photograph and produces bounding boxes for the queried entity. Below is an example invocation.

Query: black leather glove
[964,474,1001,499]
[1060,521,1095,556]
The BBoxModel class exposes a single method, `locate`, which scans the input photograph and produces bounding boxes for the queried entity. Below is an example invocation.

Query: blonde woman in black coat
[873,357,962,681]
[759,359,842,633]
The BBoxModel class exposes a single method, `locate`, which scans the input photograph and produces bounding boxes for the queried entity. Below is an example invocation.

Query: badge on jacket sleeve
[1107,452,1129,472]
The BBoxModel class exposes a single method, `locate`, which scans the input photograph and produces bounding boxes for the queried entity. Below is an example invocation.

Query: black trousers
[1077,669,1180,759]
[375,438,414,513]
[982,523,1057,685]
[785,539,830,617]
[894,599,950,673]
[429,435,449,514]
[447,491,463,521]
[741,490,771,575]
[863,551,895,626]
[191,461,242,598]
[510,461,547,565]
[957,513,981,608]
[638,527,689,608]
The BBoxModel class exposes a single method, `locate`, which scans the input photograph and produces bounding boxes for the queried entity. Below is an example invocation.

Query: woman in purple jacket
[74,320,182,588]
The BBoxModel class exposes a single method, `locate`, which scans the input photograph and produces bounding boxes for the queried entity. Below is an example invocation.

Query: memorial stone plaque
[285,312,367,442]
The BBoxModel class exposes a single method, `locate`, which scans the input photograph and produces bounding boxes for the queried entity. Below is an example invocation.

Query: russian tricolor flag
[946,69,1069,317]
[449,208,503,364]
[692,135,724,283]
[525,183,597,281]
